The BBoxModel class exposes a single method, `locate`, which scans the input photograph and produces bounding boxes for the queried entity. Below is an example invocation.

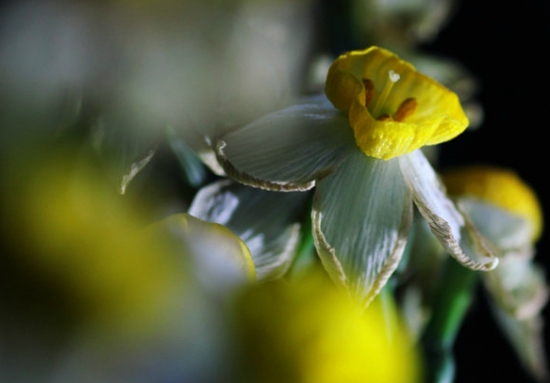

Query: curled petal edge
[258,222,302,281]
[415,196,499,271]
[215,140,316,192]
[400,150,498,271]
[188,178,305,281]
[311,197,413,307]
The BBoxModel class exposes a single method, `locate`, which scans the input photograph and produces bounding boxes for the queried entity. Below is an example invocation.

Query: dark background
[0,0,547,381]
[428,0,549,382]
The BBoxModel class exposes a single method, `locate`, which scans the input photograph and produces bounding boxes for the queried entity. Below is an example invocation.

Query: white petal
[399,150,498,270]
[456,197,533,251]
[490,302,549,381]
[189,180,309,280]
[154,214,255,294]
[216,95,355,191]
[312,150,413,306]
[484,255,548,319]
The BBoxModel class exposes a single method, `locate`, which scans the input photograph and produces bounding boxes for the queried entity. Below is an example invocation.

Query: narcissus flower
[215,46,497,305]
[442,166,548,380]
[325,47,468,160]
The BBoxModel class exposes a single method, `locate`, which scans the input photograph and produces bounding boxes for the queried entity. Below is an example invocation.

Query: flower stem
[287,196,316,277]
[421,258,479,383]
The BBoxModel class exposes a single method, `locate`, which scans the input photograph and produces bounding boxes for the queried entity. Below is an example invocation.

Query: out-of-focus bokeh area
[0,0,548,382]
[0,146,422,382]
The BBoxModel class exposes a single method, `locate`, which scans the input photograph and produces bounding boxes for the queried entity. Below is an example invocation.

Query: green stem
[287,196,316,278]
[380,285,399,343]
[421,258,479,383]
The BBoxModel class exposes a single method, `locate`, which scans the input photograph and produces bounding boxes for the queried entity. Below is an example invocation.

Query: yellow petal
[442,166,543,242]
[325,46,469,160]
[349,104,443,160]
[325,67,365,113]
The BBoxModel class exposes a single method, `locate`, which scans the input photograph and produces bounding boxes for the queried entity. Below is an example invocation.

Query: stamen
[362,79,375,108]
[393,98,417,122]
[376,113,392,122]
[371,70,400,117]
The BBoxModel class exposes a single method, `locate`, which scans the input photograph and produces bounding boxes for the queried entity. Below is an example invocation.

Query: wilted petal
[189,180,309,281]
[490,302,549,382]
[216,95,355,191]
[484,255,548,320]
[442,165,543,243]
[89,115,161,195]
[312,150,413,305]
[119,148,156,195]
[457,198,534,252]
[399,150,498,270]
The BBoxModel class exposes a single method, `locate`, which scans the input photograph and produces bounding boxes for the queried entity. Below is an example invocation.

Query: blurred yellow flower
[325,47,469,160]
[443,166,543,242]
[232,271,423,383]
[2,150,188,338]
[0,147,260,382]
[441,166,548,380]
[2,149,257,335]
